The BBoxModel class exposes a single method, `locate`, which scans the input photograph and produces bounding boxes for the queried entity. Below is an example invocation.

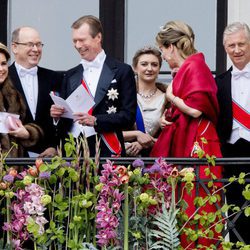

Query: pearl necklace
[138,88,157,99]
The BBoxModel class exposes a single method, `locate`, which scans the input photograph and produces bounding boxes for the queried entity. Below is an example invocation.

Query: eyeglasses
[14,42,44,49]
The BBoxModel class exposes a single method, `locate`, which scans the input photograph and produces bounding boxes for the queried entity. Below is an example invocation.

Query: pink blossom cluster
[3,183,48,249]
[95,160,126,247]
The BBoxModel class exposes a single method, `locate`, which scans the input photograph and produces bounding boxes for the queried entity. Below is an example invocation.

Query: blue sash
[136,104,146,133]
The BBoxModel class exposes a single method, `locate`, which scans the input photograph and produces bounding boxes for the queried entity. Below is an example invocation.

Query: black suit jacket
[60,55,137,157]
[9,63,63,153]
[215,67,233,145]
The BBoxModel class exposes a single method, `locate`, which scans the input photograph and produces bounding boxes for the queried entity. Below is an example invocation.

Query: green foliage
[242,184,250,200]
[2,135,250,249]
[148,201,180,250]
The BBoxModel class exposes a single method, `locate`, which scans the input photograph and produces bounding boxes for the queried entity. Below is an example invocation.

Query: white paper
[50,94,74,119]
[66,84,95,113]
[28,151,40,158]
[50,84,95,119]
[0,112,20,133]
[70,122,96,138]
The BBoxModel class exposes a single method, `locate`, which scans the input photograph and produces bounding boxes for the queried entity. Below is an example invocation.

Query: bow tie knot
[81,59,100,69]
[19,67,38,77]
[232,70,250,79]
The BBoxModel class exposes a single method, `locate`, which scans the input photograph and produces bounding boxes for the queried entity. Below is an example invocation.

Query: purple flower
[132,159,144,168]
[39,171,51,179]
[143,163,160,174]
[143,157,173,176]
[3,174,14,183]
[62,161,71,167]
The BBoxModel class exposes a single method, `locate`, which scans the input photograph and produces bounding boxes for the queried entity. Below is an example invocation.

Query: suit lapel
[69,65,83,95]
[9,64,34,121]
[94,58,116,106]
[36,67,48,120]
[9,64,25,96]
[223,70,233,107]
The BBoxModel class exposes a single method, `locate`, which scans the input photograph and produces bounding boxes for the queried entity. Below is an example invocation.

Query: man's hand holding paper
[50,84,96,138]
[50,84,95,120]
[73,112,96,127]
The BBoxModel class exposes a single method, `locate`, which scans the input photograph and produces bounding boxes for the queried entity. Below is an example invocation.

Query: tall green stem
[123,183,129,250]
[74,201,79,244]
[66,180,72,249]
[6,196,11,245]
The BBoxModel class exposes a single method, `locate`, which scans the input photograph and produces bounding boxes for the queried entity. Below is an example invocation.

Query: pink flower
[3,183,48,247]
[96,228,118,246]
[35,216,48,234]
[115,165,127,176]
[25,183,44,197]
[95,160,125,247]
[12,220,24,232]
[2,222,11,231]
[11,239,22,249]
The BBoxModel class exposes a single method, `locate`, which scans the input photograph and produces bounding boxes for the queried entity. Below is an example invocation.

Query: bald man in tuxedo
[9,26,63,157]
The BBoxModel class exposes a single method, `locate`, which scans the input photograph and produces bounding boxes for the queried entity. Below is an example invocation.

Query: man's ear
[11,43,18,55]
[96,32,102,43]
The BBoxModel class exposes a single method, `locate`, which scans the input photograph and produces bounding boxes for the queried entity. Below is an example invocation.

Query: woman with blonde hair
[123,46,167,156]
[150,21,222,247]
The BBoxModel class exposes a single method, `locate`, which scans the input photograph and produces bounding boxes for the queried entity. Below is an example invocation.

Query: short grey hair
[223,22,250,45]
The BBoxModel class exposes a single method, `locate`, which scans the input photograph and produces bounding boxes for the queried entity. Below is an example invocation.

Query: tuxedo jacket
[9,63,63,153]
[60,55,137,157]
[215,67,233,145]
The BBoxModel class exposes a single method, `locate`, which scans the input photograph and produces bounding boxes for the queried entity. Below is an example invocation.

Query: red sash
[81,79,122,156]
[232,100,250,130]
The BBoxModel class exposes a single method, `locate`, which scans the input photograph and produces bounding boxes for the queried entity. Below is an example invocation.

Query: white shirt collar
[80,50,106,69]
[15,62,38,76]
[232,63,250,74]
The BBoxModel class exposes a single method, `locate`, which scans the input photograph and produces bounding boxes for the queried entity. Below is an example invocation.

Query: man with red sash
[216,22,250,244]
[50,15,136,157]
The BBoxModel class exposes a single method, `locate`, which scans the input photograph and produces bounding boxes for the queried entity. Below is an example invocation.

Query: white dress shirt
[228,63,250,144]
[71,50,106,138]
[80,50,106,97]
[15,62,38,120]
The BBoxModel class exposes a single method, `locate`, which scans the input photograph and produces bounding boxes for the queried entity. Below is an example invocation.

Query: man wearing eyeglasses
[9,26,63,157]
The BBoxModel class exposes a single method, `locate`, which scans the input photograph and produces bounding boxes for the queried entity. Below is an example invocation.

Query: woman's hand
[125,141,143,156]
[166,81,174,101]
[8,119,29,139]
[159,110,173,129]
[136,131,155,148]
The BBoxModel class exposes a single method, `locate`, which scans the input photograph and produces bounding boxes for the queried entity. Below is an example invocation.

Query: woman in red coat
[151,21,222,248]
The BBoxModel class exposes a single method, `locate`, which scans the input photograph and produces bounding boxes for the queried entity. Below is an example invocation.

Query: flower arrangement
[0,137,250,250]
